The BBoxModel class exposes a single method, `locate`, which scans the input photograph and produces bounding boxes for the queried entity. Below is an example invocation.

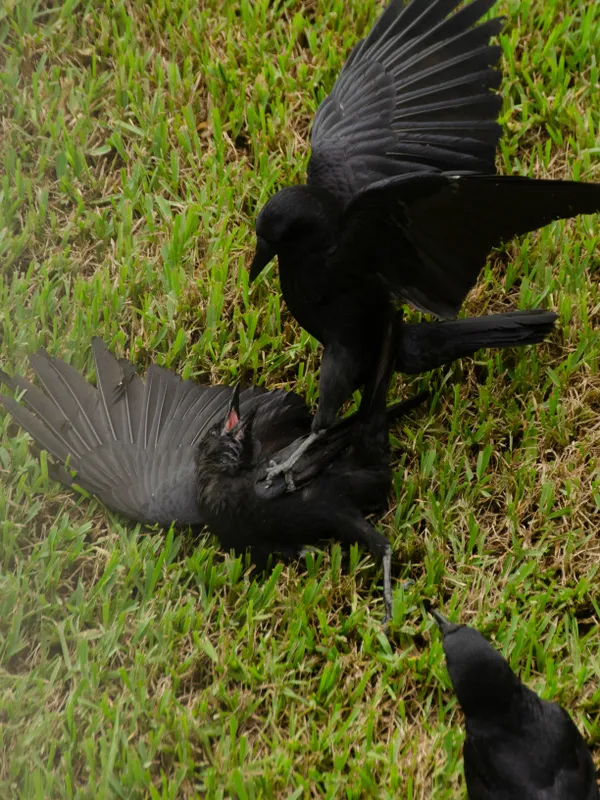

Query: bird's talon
[264,459,286,488]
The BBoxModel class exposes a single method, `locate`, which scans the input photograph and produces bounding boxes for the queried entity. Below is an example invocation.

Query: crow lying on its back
[249,0,600,479]
[432,610,599,799]
[0,334,422,621]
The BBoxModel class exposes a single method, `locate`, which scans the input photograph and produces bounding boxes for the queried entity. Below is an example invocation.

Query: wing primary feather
[138,365,161,449]
[368,0,470,66]
[29,351,107,448]
[0,371,90,457]
[371,0,499,67]
[388,19,503,77]
[309,0,504,200]
[0,393,78,465]
[148,369,169,450]
[393,94,502,123]
[139,365,184,450]
[118,358,145,444]
[362,0,462,59]
[91,337,123,441]
[91,338,146,445]
[1,340,209,529]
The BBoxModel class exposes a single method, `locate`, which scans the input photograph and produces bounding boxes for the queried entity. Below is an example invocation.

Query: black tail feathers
[396,309,558,374]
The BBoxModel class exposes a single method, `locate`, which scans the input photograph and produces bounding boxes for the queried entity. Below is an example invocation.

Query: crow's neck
[196,466,246,518]
[465,682,541,734]
[279,189,339,267]
[275,188,342,340]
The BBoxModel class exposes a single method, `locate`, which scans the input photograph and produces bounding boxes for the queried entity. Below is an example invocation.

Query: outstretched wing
[334,173,600,317]
[307,0,503,205]
[0,339,267,527]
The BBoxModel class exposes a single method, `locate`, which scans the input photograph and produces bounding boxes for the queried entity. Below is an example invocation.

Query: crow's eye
[287,218,312,238]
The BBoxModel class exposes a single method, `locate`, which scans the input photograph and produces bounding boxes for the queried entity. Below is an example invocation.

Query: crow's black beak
[223,383,241,433]
[431,609,455,636]
[249,236,276,281]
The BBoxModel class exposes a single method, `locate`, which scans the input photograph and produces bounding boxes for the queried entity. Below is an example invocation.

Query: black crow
[432,609,599,799]
[0,335,421,620]
[249,0,600,479]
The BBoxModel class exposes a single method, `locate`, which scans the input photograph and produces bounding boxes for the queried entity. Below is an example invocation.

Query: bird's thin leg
[346,517,393,624]
[265,430,324,490]
[382,544,392,624]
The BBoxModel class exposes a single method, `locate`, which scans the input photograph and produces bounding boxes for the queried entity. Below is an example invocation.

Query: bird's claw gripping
[264,459,297,492]
[263,431,321,492]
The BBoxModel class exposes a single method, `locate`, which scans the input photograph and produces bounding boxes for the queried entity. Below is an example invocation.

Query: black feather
[0,339,425,621]
[432,610,599,799]
[250,0,598,456]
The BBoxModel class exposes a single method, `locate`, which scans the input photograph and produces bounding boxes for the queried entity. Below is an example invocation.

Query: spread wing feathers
[308,0,503,204]
[337,173,600,318]
[0,339,267,527]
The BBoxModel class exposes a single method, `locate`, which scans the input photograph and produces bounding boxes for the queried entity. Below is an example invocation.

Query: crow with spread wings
[0,332,423,621]
[249,0,600,482]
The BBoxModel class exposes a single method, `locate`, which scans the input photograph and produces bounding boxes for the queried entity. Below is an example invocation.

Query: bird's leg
[264,342,359,490]
[346,516,393,624]
[265,430,324,490]
[382,543,393,625]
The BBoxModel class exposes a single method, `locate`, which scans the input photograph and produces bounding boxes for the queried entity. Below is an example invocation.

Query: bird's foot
[298,546,318,558]
[264,431,321,491]
[382,578,415,628]
[265,459,297,491]
[382,548,393,627]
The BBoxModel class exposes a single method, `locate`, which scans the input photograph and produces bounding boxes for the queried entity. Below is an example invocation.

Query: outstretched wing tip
[309,0,505,202]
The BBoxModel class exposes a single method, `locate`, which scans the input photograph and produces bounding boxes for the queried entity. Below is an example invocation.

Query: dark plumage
[0,336,423,620]
[432,610,599,799]
[249,0,600,477]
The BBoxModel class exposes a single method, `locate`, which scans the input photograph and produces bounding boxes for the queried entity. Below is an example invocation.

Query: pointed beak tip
[248,261,261,283]
[223,382,242,432]
[231,382,241,414]
[431,609,451,634]
[248,237,275,281]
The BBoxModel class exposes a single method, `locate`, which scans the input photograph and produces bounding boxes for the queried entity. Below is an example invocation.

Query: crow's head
[196,385,256,477]
[249,186,337,280]
[432,610,521,719]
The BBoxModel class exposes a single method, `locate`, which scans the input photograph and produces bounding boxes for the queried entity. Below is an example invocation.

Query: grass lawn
[1,0,599,796]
